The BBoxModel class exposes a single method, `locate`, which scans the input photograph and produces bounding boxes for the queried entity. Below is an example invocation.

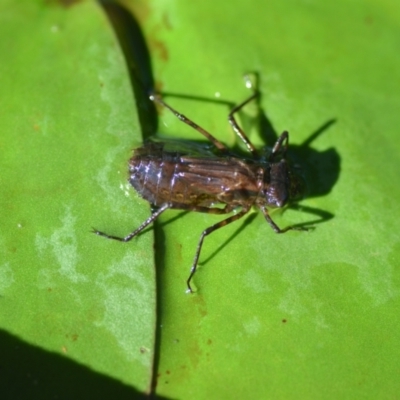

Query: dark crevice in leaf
[99,0,158,140]
[98,1,163,397]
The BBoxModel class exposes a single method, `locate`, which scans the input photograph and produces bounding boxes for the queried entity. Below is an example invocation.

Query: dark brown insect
[93,83,307,293]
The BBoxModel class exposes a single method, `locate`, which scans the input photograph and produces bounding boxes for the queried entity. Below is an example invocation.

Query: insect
[93,78,307,293]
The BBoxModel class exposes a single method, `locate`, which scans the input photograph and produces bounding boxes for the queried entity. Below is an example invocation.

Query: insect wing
[177,154,259,201]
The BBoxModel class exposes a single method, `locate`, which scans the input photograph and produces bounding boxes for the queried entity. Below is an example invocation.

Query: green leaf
[0,0,155,395]
[3,0,400,398]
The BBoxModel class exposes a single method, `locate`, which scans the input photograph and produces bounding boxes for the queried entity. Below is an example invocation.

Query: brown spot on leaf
[365,15,373,25]
[149,38,169,62]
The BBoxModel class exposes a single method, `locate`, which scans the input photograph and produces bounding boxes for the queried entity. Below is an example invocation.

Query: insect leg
[92,203,170,242]
[269,131,289,161]
[149,93,228,152]
[186,207,250,293]
[228,91,259,156]
[261,205,308,233]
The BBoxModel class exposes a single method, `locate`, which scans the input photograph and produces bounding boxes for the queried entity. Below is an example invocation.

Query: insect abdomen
[128,142,205,206]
